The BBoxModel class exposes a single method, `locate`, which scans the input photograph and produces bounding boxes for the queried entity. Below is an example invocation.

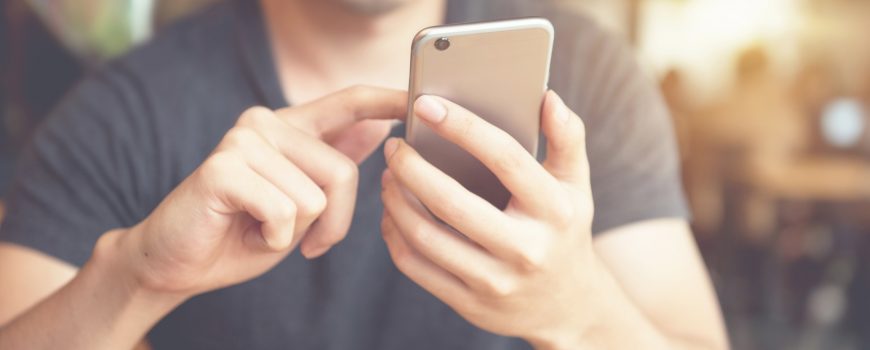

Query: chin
[334,0,416,15]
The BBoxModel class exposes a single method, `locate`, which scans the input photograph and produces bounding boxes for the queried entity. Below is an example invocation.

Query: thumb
[542,90,590,190]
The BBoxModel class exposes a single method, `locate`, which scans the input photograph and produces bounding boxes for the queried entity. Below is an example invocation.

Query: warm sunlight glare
[641,0,801,101]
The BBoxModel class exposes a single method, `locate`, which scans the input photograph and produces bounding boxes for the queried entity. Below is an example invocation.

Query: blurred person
[691,47,799,238]
[153,0,217,28]
[25,0,155,63]
[740,52,870,206]
[26,0,214,63]
[685,46,845,240]
[0,0,727,349]
[1,0,217,195]
[2,0,86,195]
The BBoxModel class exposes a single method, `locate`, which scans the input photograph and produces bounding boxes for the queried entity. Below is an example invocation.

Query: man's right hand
[113,86,406,297]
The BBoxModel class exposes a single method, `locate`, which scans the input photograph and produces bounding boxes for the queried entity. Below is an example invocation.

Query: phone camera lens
[435,37,450,51]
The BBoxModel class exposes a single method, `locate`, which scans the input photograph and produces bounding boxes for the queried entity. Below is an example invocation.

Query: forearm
[531,258,725,350]
[0,230,186,350]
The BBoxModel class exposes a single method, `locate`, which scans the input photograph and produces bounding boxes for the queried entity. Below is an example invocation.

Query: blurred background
[2,0,870,349]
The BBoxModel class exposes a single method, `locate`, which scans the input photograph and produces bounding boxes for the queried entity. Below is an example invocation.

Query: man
[0,0,728,349]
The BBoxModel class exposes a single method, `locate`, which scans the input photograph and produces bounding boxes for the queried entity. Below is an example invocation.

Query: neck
[261,0,447,104]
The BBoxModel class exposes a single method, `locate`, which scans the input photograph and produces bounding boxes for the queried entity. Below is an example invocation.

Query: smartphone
[406,18,554,209]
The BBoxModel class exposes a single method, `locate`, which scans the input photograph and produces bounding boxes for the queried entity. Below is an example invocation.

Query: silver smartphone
[406,18,554,209]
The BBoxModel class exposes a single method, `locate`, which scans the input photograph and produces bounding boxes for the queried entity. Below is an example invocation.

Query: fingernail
[302,244,330,259]
[384,138,399,159]
[550,91,569,124]
[414,95,447,123]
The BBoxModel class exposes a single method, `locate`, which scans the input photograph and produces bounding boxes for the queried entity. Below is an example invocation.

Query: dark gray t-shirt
[0,0,687,349]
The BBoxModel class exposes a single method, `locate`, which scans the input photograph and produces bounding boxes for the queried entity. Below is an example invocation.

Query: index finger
[279,85,407,138]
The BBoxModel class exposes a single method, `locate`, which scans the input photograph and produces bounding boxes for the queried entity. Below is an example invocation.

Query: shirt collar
[233,0,473,110]
[233,0,287,109]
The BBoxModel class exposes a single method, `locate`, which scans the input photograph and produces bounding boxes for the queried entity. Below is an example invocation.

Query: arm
[0,245,76,326]
[0,86,406,349]
[0,238,181,350]
[380,92,727,349]
[589,219,728,349]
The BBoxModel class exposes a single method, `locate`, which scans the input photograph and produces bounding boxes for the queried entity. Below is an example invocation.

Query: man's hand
[380,91,600,348]
[0,86,408,350]
[119,86,406,297]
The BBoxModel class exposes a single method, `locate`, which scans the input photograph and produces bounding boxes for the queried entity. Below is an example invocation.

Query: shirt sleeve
[557,22,690,235]
[0,67,152,266]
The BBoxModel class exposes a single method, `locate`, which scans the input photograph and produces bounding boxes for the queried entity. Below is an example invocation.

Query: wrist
[525,256,611,350]
[93,228,190,308]
[47,229,191,347]
[529,255,676,350]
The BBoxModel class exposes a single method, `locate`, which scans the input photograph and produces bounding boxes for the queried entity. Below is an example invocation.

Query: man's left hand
[381,91,601,348]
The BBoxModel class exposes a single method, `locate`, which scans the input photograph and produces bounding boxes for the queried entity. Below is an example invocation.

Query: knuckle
[437,197,467,222]
[391,250,412,273]
[337,85,375,122]
[492,144,526,174]
[196,153,242,194]
[408,221,434,246]
[309,190,329,216]
[380,215,392,233]
[387,240,413,271]
[200,152,238,177]
[482,276,517,298]
[549,195,577,227]
[275,199,297,220]
[330,158,359,185]
[381,215,397,238]
[549,131,575,154]
[344,84,372,102]
[237,106,273,127]
[296,190,327,221]
[515,241,549,272]
[221,127,258,149]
